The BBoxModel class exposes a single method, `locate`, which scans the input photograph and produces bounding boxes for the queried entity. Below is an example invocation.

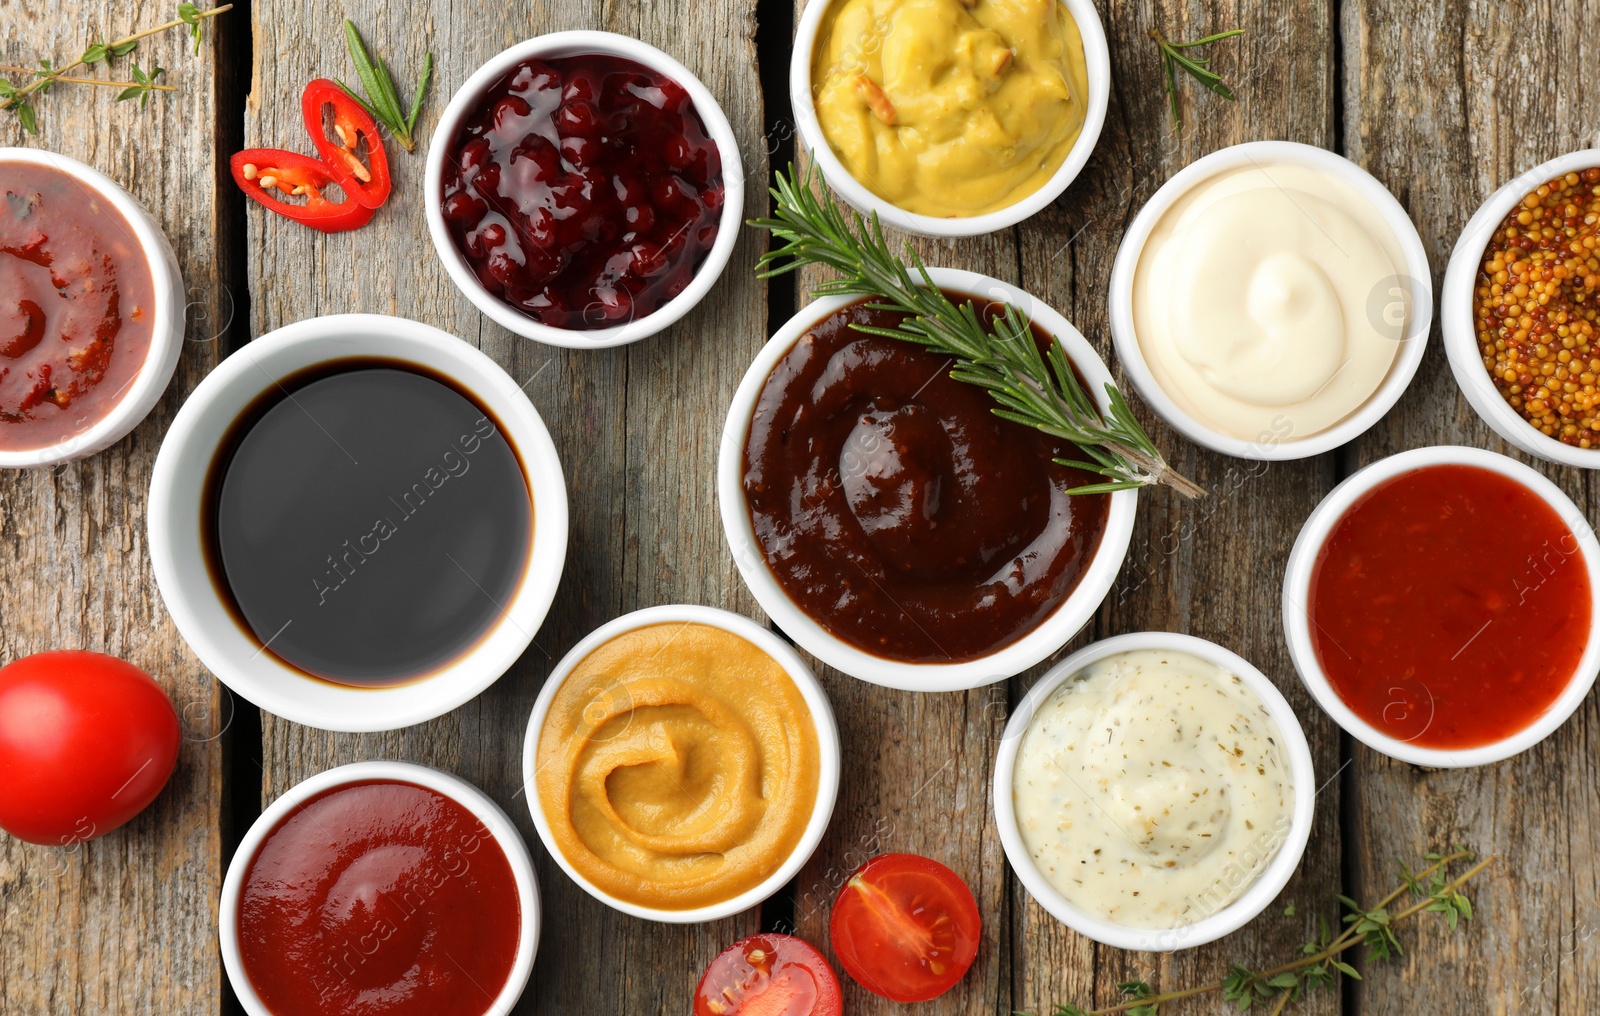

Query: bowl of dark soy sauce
[148,314,568,732]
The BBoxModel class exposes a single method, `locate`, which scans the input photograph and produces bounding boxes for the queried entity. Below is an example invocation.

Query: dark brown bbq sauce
[742,296,1110,663]
[203,360,533,687]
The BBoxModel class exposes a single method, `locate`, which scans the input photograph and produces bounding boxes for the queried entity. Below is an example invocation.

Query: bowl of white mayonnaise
[993,631,1315,951]
[1108,141,1432,460]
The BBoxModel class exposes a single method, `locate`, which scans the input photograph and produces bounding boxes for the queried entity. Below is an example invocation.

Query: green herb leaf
[1150,27,1241,131]
[340,20,431,151]
[116,85,143,102]
[749,164,1202,498]
[178,2,201,23]
[18,101,37,133]
[82,43,109,65]
[406,51,434,134]
[110,40,139,57]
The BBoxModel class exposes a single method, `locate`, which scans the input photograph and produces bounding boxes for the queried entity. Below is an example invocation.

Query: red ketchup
[238,781,520,1016]
[1,161,155,451]
[440,54,724,331]
[1308,464,1592,749]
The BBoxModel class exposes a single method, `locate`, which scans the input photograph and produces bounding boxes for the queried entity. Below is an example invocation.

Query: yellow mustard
[811,0,1090,218]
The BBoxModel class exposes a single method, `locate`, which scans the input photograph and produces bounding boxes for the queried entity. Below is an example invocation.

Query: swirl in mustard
[535,623,821,910]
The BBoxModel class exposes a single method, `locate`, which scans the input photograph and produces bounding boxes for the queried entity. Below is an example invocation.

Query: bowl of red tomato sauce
[425,31,743,348]
[0,148,185,467]
[1283,445,1600,766]
[219,760,539,1016]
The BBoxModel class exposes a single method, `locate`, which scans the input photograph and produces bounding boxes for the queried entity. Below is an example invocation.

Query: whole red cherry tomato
[830,853,982,1002]
[694,934,842,1016]
[0,651,180,845]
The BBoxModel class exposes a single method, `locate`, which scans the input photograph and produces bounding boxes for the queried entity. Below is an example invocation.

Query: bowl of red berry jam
[426,32,743,348]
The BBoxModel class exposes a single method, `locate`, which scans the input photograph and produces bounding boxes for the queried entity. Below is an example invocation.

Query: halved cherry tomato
[229,149,375,234]
[694,934,842,1016]
[301,78,392,209]
[830,853,981,1003]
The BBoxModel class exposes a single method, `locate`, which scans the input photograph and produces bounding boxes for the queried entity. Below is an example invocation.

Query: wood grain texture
[1342,2,1600,1013]
[1011,2,1342,1013]
[244,0,769,1012]
[0,1,234,1013]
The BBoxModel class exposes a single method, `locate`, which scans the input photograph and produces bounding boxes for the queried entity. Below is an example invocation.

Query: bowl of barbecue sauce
[148,314,568,731]
[719,267,1135,691]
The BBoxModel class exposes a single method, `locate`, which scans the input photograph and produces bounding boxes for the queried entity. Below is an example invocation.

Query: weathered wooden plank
[0,1,233,1013]
[1343,2,1600,1013]
[1009,3,1343,1014]
[246,1,770,1012]
[783,7,1071,1015]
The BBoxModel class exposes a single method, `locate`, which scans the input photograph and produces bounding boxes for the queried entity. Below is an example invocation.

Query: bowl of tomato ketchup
[219,760,539,1016]
[1283,445,1600,766]
[0,148,185,467]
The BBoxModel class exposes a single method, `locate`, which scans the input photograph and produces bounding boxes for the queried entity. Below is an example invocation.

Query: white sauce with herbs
[1012,649,1295,929]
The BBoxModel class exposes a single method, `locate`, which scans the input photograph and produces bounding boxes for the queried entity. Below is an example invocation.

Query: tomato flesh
[230,149,376,233]
[830,853,981,1003]
[0,651,180,845]
[301,78,392,208]
[695,934,842,1016]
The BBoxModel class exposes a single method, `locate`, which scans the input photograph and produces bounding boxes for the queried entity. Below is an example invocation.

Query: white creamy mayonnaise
[1013,649,1295,929]
[1131,162,1408,443]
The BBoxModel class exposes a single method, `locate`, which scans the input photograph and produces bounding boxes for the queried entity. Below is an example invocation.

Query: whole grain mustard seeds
[1475,168,1600,448]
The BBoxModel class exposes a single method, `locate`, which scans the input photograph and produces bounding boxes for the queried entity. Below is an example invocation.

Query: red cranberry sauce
[440,54,724,331]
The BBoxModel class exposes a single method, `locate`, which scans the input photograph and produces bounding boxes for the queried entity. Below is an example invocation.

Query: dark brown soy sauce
[202,358,533,687]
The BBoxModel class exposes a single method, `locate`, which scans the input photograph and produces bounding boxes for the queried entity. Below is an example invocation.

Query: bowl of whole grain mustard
[791,0,1110,237]
[1442,149,1600,466]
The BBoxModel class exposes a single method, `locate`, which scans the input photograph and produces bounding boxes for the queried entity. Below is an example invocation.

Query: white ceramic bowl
[790,0,1110,237]
[425,31,745,348]
[148,313,568,732]
[1441,148,1600,467]
[219,760,540,1016]
[1283,445,1600,767]
[1109,140,1433,460]
[993,631,1316,952]
[521,604,840,923]
[718,266,1136,691]
[0,147,185,468]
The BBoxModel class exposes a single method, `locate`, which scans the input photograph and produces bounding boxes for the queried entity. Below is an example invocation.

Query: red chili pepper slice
[229,149,376,234]
[301,78,392,209]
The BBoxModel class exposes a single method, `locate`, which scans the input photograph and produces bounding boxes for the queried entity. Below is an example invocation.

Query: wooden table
[2,1,1596,1013]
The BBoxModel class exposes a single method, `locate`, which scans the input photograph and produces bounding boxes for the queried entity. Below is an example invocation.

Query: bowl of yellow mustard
[521,604,840,923]
[793,0,1109,236]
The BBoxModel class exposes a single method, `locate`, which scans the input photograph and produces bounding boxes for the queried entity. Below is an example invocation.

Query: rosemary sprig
[1150,27,1242,130]
[1039,849,1494,1016]
[0,4,230,134]
[336,20,434,153]
[749,165,1203,499]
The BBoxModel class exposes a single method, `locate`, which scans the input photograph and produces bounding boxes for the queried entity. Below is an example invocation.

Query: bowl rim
[788,0,1111,238]
[1107,139,1434,461]
[717,265,1137,691]
[1281,444,1600,767]
[0,146,187,468]
[217,760,541,1016]
[520,603,841,924]
[146,313,569,732]
[423,29,746,349]
[992,631,1316,952]
[1440,148,1600,467]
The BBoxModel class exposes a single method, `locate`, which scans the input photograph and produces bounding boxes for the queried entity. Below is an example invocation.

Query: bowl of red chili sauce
[1283,445,1600,766]
[219,760,539,1016]
[1,148,185,467]
[425,31,743,348]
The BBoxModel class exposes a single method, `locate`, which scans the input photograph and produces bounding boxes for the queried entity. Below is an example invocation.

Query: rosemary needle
[748,165,1204,499]
[1151,27,1243,130]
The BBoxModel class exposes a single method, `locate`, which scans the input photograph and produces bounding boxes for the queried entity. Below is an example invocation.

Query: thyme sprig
[1040,849,1494,1016]
[1,4,230,134]
[1150,27,1242,130]
[336,20,434,153]
[749,165,1202,498]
